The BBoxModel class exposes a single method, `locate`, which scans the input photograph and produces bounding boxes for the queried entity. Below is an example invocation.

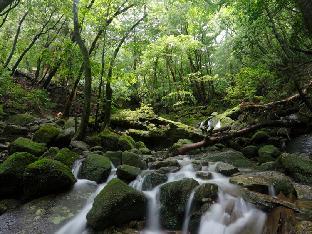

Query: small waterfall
[182,190,196,234]
[56,165,117,234]
[268,185,276,197]
[72,159,83,178]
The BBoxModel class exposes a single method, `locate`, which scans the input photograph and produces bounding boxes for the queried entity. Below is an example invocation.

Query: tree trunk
[72,0,92,140]
[296,0,312,35]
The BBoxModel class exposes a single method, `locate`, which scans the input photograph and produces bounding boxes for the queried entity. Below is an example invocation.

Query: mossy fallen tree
[176,119,305,155]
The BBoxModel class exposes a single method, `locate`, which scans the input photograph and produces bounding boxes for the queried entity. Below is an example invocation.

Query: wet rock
[215,162,239,176]
[258,161,276,171]
[70,140,89,152]
[138,147,151,155]
[117,165,141,183]
[122,151,147,169]
[104,151,122,166]
[78,153,112,183]
[54,127,75,148]
[230,171,296,197]
[157,166,180,174]
[258,145,281,163]
[90,146,103,152]
[23,159,76,200]
[0,199,20,215]
[0,152,37,198]
[264,207,296,234]
[201,149,255,168]
[196,171,213,180]
[86,178,147,230]
[4,124,28,137]
[150,159,180,170]
[293,183,312,200]
[276,153,312,184]
[295,221,312,234]
[94,130,135,151]
[192,161,203,171]
[169,139,193,154]
[159,178,199,230]
[33,124,61,144]
[9,137,47,156]
[142,172,167,190]
[241,145,258,158]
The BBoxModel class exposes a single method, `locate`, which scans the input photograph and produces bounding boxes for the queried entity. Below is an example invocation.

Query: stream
[55,157,266,234]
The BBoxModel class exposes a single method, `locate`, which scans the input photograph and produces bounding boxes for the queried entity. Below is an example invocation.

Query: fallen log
[176,119,304,155]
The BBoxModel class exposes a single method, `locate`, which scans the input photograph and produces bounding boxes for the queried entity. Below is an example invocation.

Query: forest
[0,0,312,234]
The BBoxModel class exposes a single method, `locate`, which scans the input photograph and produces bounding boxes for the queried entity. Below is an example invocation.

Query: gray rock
[215,162,239,176]
[142,172,167,190]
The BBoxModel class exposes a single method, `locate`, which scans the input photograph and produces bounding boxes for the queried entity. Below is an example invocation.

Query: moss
[258,145,281,159]
[54,148,79,168]
[86,178,147,230]
[0,152,37,198]
[0,104,4,116]
[135,141,146,149]
[97,130,134,151]
[241,145,258,158]
[41,147,60,159]
[277,153,312,184]
[118,135,135,150]
[7,113,36,126]
[251,130,269,143]
[23,159,76,199]
[202,149,255,168]
[78,154,112,183]
[9,137,47,156]
[33,124,61,144]
[104,151,122,167]
[169,139,193,154]
[122,151,147,169]
[142,172,167,190]
[117,165,141,183]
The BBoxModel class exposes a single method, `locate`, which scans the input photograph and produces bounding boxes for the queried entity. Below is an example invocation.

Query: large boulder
[251,130,270,144]
[230,171,296,197]
[201,149,254,168]
[23,159,76,199]
[33,124,61,144]
[0,152,37,198]
[104,151,122,167]
[94,131,135,151]
[122,151,147,169]
[149,159,180,170]
[142,172,167,191]
[9,137,47,156]
[159,178,199,230]
[117,165,141,183]
[258,145,281,163]
[54,127,75,148]
[276,153,312,185]
[86,178,147,230]
[54,148,79,168]
[241,145,258,159]
[78,154,112,183]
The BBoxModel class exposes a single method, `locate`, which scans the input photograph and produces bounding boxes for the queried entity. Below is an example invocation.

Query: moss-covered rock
[251,130,269,144]
[41,147,59,159]
[78,154,112,183]
[230,171,296,198]
[201,149,255,168]
[117,165,141,183]
[86,178,147,230]
[54,127,75,148]
[215,162,239,176]
[9,137,47,156]
[142,172,167,190]
[241,145,258,158]
[54,148,79,168]
[33,124,61,144]
[159,178,199,230]
[96,131,135,151]
[135,141,146,149]
[150,159,180,170]
[23,159,76,199]
[104,151,122,167]
[122,151,147,169]
[7,113,36,126]
[276,153,312,184]
[258,145,281,163]
[0,152,37,198]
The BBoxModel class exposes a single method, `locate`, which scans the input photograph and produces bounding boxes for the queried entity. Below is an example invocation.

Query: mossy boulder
[150,159,180,170]
[33,124,61,144]
[0,152,37,198]
[54,127,75,148]
[104,151,122,167]
[159,178,199,230]
[7,113,36,126]
[201,149,255,168]
[86,178,147,230]
[41,147,59,159]
[9,137,47,156]
[122,151,147,169]
[241,145,258,158]
[97,131,135,151]
[135,141,146,149]
[23,159,76,199]
[142,172,168,190]
[78,154,112,183]
[230,171,296,198]
[117,165,141,183]
[276,153,312,184]
[258,145,281,163]
[251,130,269,144]
[54,148,79,168]
[215,162,239,176]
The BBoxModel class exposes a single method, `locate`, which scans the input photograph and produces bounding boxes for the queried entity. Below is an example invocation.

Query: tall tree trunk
[72,0,92,140]
[296,0,312,35]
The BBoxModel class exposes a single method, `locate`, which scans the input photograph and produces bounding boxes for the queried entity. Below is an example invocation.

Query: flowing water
[55,157,266,234]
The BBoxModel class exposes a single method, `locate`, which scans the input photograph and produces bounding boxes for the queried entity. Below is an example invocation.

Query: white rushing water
[57,157,266,234]
[56,162,117,234]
